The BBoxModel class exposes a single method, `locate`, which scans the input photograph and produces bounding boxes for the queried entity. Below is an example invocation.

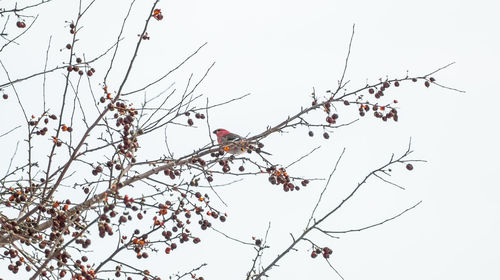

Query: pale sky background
[0,0,499,279]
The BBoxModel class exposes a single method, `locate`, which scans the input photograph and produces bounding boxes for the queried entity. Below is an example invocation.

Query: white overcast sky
[1,0,499,279]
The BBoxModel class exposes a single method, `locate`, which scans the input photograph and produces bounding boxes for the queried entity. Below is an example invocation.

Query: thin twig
[325,201,422,234]
[286,146,321,169]
[306,148,345,229]
[211,227,254,246]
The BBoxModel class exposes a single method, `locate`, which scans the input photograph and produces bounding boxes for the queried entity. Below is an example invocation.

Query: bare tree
[0,1,462,279]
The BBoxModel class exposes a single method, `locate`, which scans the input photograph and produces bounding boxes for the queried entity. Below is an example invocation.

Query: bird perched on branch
[212,128,270,155]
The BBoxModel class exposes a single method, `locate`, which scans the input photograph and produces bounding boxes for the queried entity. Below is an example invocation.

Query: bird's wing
[223,132,242,142]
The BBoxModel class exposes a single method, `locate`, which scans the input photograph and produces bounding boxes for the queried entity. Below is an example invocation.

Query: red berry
[412,78,417,82]
[16,21,26,28]
[187,119,194,126]
[424,81,430,88]
[66,44,72,49]
[394,81,400,87]
[308,131,314,137]
[87,70,93,76]
[406,163,413,170]
[239,166,244,172]
[430,77,436,82]
[368,88,375,94]
[76,57,82,63]
[323,132,329,139]
[2,94,7,99]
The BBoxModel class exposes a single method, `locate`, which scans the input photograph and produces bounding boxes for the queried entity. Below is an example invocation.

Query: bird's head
[213,128,230,137]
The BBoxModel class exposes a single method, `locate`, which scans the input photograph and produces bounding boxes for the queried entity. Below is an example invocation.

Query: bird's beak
[212,130,216,134]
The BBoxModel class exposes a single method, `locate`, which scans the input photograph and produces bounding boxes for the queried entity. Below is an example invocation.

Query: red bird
[213,128,245,154]
[213,128,269,155]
